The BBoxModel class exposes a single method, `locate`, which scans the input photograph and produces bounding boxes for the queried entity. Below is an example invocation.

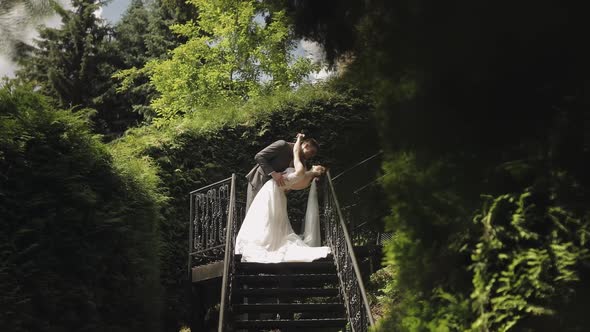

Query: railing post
[188,192,194,281]
[218,173,236,332]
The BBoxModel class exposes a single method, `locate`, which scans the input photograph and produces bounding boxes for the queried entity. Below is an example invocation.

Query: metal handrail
[189,176,232,195]
[332,150,382,181]
[325,170,375,330]
[218,174,237,332]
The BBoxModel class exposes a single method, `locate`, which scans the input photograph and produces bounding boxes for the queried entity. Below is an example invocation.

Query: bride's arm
[292,133,306,177]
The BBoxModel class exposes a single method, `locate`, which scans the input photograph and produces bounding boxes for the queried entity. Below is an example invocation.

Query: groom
[245,135,319,211]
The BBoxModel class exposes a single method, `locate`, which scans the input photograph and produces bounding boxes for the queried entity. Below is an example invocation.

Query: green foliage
[283,1,590,331]
[371,152,473,332]
[145,0,318,123]
[112,0,183,121]
[373,154,590,332]
[0,82,163,331]
[17,0,141,138]
[17,0,108,106]
[115,0,179,67]
[370,263,471,332]
[380,152,473,292]
[108,83,378,329]
[470,190,590,332]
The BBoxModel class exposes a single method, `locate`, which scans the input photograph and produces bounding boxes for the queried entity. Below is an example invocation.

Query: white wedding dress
[235,168,331,263]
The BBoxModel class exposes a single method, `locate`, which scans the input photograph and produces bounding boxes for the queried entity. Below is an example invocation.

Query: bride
[235,133,331,263]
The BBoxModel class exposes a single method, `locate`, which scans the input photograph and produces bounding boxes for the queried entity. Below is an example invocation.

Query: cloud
[0,0,71,79]
[93,6,103,20]
[299,39,326,63]
[0,54,17,78]
[296,39,334,83]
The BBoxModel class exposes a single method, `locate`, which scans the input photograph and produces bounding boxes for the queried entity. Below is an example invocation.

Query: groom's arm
[254,140,288,176]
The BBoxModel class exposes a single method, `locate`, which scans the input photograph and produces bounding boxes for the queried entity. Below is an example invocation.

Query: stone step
[234,318,347,329]
[234,273,338,286]
[234,287,339,298]
[236,261,336,274]
[233,303,345,314]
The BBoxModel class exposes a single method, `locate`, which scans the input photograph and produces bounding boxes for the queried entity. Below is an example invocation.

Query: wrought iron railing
[187,174,244,331]
[189,167,378,331]
[187,177,232,272]
[323,171,375,331]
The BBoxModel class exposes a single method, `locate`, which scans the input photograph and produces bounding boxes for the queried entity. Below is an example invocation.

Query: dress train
[235,175,330,263]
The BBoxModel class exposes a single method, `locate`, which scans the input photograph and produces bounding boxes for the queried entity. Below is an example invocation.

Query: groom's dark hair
[302,137,319,150]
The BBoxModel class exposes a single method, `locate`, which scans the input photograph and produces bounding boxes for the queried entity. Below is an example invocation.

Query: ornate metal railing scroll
[187,177,232,273]
[218,174,238,332]
[323,171,375,332]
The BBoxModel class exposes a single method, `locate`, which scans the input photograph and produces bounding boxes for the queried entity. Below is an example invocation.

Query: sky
[101,0,130,23]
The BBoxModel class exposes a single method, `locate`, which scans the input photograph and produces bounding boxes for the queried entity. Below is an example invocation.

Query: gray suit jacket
[246,140,294,191]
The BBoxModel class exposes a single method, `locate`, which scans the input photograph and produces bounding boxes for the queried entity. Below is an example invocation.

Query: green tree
[143,0,318,123]
[112,0,182,121]
[17,0,140,139]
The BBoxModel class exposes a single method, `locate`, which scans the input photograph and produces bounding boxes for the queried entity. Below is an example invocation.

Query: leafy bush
[0,82,163,332]
[373,152,590,332]
[470,188,590,332]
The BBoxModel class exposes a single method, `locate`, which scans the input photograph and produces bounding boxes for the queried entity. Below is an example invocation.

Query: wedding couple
[234,133,331,263]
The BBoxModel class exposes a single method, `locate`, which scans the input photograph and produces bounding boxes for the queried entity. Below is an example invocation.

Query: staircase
[189,172,376,331]
[231,254,347,331]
